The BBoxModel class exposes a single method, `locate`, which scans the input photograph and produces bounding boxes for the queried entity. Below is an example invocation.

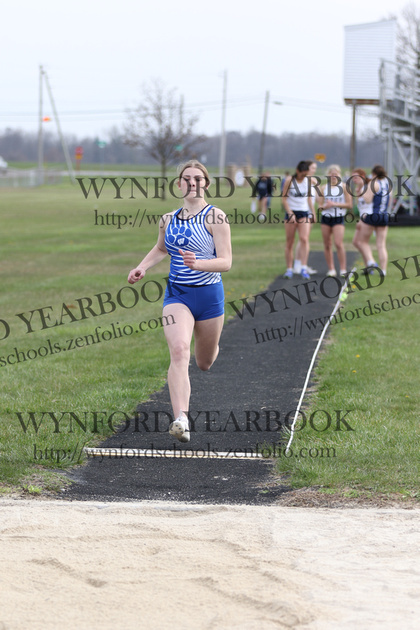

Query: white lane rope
[284,268,357,455]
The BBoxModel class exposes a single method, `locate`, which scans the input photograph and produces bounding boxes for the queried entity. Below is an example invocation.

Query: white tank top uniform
[287,177,311,214]
[321,185,347,217]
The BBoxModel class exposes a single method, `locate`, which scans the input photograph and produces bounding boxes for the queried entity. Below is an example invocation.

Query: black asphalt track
[63,251,358,504]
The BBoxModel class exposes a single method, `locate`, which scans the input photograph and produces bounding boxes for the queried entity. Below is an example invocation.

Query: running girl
[318,164,353,276]
[128,160,232,442]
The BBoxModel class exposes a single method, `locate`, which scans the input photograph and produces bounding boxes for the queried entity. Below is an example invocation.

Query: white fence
[0,169,63,188]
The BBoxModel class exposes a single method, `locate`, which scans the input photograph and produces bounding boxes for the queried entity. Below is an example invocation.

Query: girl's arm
[361,179,377,204]
[127,215,170,284]
[308,175,319,215]
[316,185,325,208]
[322,187,353,210]
[282,176,295,219]
[342,187,354,209]
[307,190,315,214]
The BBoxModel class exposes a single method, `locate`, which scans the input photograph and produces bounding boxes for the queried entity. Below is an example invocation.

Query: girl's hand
[321,200,335,209]
[179,249,197,270]
[127,267,146,284]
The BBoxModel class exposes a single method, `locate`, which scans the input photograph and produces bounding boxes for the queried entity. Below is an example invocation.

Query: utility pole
[258,91,270,174]
[179,94,184,131]
[37,65,44,185]
[350,101,357,172]
[37,66,76,185]
[43,71,75,183]
[219,70,227,178]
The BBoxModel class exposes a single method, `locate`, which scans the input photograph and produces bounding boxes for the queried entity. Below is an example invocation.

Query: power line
[0,93,379,126]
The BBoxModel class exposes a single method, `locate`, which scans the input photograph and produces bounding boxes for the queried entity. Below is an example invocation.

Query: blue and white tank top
[165,204,221,285]
[286,177,311,213]
[321,184,347,217]
[372,178,390,215]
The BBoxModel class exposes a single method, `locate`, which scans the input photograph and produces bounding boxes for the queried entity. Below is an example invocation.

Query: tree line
[0,126,385,170]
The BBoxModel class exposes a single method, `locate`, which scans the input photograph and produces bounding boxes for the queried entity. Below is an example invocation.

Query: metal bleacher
[379,59,420,215]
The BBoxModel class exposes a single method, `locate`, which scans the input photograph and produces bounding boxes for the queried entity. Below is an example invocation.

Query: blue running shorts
[361,213,389,227]
[163,282,224,321]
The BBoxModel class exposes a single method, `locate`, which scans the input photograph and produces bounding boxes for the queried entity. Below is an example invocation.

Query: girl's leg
[352,221,375,266]
[259,196,268,217]
[321,223,334,270]
[332,224,346,271]
[296,220,311,266]
[375,226,388,272]
[285,221,297,269]
[193,314,225,371]
[162,303,195,420]
[293,240,302,273]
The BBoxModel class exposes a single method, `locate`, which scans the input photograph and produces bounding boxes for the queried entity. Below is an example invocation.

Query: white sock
[367,259,376,267]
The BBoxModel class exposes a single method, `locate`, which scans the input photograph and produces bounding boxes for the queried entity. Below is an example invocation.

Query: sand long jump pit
[0,499,419,629]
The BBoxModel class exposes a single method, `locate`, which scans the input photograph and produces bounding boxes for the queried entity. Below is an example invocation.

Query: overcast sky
[2,0,411,141]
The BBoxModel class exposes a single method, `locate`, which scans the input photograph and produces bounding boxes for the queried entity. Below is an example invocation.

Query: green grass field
[275,239,420,501]
[0,175,418,500]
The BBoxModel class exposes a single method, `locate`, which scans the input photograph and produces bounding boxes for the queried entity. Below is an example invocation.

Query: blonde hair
[326,164,342,176]
[178,160,210,187]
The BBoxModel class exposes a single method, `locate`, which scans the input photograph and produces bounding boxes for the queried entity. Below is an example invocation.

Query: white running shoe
[169,417,190,443]
[326,269,337,277]
[307,266,318,275]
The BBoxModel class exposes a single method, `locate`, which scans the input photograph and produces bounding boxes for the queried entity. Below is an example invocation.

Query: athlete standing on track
[128,160,232,443]
[318,164,353,277]
[283,160,314,280]
[293,160,317,275]
[352,165,391,275]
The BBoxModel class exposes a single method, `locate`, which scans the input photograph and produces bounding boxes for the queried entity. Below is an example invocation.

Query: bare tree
[395,2,420,70]
[123,79,205,198]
